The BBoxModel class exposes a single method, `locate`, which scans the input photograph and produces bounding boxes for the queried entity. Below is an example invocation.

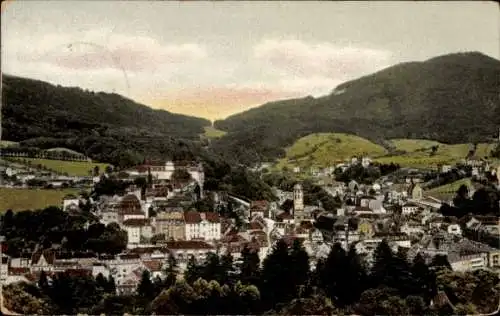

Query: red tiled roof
[8,267,30,275]
[184,211,202,224]
[64,269,92,278]
[142,260,163,272]
[165,240,214,250]
[122,194,140,203]
[123,218,150,227]
[119,254,141,260]
[129,246,169,254]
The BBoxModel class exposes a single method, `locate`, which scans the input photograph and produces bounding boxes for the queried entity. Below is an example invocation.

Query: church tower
[293,183,304,218]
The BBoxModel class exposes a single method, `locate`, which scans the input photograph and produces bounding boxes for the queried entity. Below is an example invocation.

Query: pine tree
[38,270,49,292]
[239,245,261,286]
[370,239,395,288]
[411,253,433,302]
[165,252,178,287]
[289,239,310,296]
[106,275,116,294]
[185,255,201,284]
[137,270,155,299]
[392,247,412,296]
[320,242,348,304]
[261,239,292,309]
[95,273,108,291]
[201,252,222,283]
[220,252,235,285]
[147,167,153,188]
[343,245,367,305]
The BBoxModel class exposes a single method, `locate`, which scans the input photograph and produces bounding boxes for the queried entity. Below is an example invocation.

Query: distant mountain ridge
[213,52,500,165]
[1,74,212,167]
[2,74,211,142]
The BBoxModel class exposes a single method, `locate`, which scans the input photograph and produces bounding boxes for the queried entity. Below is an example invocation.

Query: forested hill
[2,74,211,142]
[213,52,500,165]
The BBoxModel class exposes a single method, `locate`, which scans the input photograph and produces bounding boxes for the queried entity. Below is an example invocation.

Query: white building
[184,211,221,241]
[447,224,462,236]
[62,195,80,212]
[122,219,152,245]
[127,160,205,197]
[402,202,420,215]
[449,252,488,272]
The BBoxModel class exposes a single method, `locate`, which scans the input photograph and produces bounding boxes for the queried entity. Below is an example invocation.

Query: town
[2,1,499,315]
[1,152,499,314]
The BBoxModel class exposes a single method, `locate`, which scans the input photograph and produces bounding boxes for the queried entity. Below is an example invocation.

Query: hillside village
[2,154,499,301]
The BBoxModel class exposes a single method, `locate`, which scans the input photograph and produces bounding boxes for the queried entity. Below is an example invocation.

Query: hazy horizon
[2,1,499,121]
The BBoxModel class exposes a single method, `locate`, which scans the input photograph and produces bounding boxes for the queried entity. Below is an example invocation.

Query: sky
[2,1,499,121]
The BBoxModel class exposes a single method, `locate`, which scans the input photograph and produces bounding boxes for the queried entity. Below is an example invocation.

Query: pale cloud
[253,39,393,95]
[4,29,207,73]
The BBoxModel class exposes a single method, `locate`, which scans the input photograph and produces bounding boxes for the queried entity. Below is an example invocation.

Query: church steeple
[293,183,304,217]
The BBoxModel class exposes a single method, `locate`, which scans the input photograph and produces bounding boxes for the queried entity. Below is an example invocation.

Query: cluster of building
[1,159,499,296]
[0,163,96,189]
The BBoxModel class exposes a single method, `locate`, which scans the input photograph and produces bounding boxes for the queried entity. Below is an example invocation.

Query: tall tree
[319,243,348,304]
[239,245,261,286]
[165,252,178,287]
[411,253,434,302]
[370,239,396,289]
[200,252,223,284]
[261,239,293,309]
[93,165,100,177]
[289,239,310,297]
[220,252,235,285]
[38,270,49,292]
[137,270,155,300]
[106,275,116,294]
[185,255,201,284]
[95,273,108,291]
[342,245,368,305]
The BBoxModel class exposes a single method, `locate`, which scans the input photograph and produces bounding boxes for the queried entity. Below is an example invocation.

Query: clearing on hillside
[203,126,227,139]
[275,133,388,170]
[12,158,109,176]
[46,147,87,156]
[424,177,478,201]
[0,188,81,212]
[375,139,496,169]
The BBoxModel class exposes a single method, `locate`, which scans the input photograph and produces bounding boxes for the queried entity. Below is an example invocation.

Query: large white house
[127,160,205,197]
[184,211,221,241]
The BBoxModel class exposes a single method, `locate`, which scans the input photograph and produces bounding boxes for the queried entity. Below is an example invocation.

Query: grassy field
[426,178,473,195]
[270,134,498,172]
[0,188,81,212]
[203,126,227,139]
[11,158,109,176]
[374,139,496,169]
[275,133,388,170]
[424,177,474,201]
